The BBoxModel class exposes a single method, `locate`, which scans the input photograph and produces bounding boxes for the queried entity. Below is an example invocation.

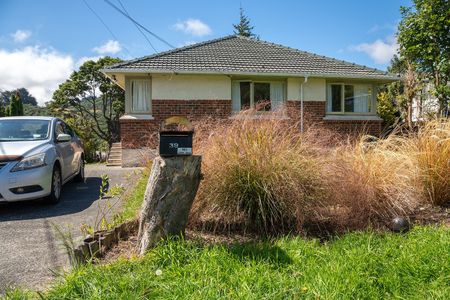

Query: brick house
[102,35,399,166]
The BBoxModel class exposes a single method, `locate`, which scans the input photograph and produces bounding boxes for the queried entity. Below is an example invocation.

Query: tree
[9,92,24,116]
[0,104,6,117]
[23,103,51,116]
[398,62,422,128]
[51,57,125,146]
[233,6,256,38]
[397,0,450,116]
[0,88,38,106]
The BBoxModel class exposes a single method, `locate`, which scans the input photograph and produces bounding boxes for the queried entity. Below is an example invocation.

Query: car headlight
[10,153,46,172]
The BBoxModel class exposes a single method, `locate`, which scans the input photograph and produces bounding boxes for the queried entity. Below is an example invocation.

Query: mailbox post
[138,116,200,253]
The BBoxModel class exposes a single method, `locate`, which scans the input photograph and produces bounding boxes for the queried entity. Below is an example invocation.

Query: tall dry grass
[315,135,422,231]
[189,109,449,236]
[191,110,326,234]
[406,120,450,206]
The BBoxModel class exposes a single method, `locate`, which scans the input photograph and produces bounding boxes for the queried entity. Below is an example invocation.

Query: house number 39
[169,143,179,148]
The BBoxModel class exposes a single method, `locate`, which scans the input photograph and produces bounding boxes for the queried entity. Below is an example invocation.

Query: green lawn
[110,169,149,227]
[5,226,449,300]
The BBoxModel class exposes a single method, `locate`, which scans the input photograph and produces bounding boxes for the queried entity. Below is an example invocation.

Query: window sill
[323,115,382,121]
[229,112,290,120]
[120,114,154,120]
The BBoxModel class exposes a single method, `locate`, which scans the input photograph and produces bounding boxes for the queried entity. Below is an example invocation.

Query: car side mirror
[56,133,71,143]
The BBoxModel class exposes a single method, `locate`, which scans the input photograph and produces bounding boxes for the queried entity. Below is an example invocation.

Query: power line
[116,0,157,53]
[104,0,175,49]
[81,0,131,56]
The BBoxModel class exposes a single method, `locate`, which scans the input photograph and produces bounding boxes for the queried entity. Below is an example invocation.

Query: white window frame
[326,82,376,115]
[232,80,286,112]
[125,77,152,115]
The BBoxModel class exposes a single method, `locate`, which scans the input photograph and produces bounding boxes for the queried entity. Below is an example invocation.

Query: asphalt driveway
[0,164,143,293]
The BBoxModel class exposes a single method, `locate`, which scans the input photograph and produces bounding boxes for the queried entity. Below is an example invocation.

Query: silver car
[0,117,84,204]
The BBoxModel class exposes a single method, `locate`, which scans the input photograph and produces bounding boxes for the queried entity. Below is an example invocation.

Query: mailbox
[159,116,194,157]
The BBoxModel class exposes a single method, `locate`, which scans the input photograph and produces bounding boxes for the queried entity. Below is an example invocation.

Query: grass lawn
[5,226,449,299]
[110,168,150,227]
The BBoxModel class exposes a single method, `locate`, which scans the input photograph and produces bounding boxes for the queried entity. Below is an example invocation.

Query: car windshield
[0,119,51,141]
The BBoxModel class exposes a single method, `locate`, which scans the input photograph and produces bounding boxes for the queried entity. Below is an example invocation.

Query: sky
[0,0,412,105]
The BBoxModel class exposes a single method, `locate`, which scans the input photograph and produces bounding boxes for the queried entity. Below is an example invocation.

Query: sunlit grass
[6,226,449,300]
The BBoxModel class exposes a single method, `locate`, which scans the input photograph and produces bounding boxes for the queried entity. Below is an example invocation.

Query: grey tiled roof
[104,35,399,80]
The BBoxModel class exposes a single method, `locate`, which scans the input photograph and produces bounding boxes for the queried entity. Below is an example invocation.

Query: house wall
[287,78,326,101]
[119,74,383,166]
[152,74,231,100]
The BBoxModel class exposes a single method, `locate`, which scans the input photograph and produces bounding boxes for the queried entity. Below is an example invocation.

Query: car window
[64,123,75,137]
[54,122,65,139]
[0,119,50,141]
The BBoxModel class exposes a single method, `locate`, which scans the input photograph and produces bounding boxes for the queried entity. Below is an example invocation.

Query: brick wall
[286,100,382,136]
[121,99,382,149]
[120,99,232,148]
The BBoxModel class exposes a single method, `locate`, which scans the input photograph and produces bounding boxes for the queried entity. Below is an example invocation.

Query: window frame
[125,76,152,115]
[326,82,376,115]
[232,80,286,112]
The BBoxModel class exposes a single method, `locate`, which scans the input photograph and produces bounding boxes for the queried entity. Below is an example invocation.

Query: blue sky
[0,0,411,105]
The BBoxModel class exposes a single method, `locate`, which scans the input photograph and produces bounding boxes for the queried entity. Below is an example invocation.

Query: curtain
[270,82,285,111]
[132,80,150,112]
[353,84,370,113]
[231,81,241,112]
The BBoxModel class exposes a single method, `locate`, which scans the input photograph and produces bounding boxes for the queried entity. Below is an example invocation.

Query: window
[232,81,285,112]
[130,79,151,113]
[327,83,373,114]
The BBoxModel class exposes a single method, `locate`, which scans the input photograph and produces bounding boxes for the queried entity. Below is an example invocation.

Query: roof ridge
[235,35,391,76]
[105,35,238,69]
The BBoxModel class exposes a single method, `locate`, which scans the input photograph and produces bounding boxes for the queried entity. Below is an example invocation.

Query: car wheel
[44,166,62,204]
[74,157,85,182]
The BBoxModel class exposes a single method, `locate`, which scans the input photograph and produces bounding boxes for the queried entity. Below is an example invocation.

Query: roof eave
[101,68,400,82]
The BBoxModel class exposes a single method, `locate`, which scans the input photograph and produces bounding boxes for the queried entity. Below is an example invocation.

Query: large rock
[137,155,201,254]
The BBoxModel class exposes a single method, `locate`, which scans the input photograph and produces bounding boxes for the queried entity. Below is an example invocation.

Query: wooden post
[137,155,201,254]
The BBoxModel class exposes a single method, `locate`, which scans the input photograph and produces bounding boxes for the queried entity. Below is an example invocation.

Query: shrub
[315,134,422,232]
[191,110,325,235]
[407,119,450,206]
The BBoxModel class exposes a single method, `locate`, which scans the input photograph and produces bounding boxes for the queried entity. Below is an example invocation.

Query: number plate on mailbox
[159,131,193,157]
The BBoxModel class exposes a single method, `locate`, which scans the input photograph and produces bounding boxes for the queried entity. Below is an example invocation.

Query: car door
[54,121,73,181]
[63,122,79,175]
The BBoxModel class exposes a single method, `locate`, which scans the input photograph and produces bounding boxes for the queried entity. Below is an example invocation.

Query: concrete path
[0,164,143,293]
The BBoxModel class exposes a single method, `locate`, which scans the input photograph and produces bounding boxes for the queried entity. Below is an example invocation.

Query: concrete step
[107,158,122,163]
[106,163,122,167]
[108,156,122,160]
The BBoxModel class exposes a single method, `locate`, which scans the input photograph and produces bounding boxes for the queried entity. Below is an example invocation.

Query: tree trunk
[137,155,201,254]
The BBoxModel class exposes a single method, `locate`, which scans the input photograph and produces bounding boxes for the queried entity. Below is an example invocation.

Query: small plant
[52,223,83,268]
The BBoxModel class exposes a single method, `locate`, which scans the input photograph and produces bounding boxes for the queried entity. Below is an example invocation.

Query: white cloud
[353,36,398,64]
[11,30,31,42]
[76,55,103,68]
[173,19,211,37]
[0,46,74,105]
[92,40,122,54]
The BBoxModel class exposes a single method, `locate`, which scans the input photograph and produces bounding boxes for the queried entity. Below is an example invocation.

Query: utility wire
[116,0,158,53]
[81,0,131,56]
[104,0,175,49]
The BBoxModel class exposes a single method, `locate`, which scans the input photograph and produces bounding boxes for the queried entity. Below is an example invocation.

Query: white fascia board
[100,68,400,83]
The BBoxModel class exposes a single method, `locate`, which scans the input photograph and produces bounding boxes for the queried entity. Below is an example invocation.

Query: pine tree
[233,6,256,38]
[9,91,24,116]
[0,104,5,117]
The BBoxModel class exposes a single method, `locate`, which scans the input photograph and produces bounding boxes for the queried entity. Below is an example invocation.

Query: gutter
[99,68,401,82]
